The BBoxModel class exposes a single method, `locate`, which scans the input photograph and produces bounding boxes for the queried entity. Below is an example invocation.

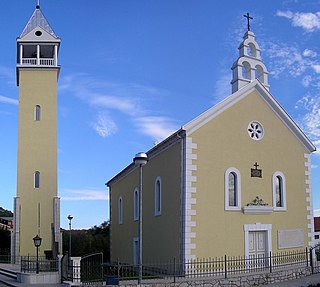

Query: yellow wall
[190,90,310,258]
[17,69,58,256]
[110,141,182,263]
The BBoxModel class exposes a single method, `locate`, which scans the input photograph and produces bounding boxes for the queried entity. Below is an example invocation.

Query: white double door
[248,231,268,267]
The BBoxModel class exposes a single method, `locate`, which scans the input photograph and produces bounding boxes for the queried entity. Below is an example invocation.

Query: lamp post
[133,152,148,284]
[33,234,42,274]
[67,215,73,260]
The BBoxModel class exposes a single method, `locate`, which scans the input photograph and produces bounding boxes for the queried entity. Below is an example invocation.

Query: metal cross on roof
[36,0,40,8]
[243,12,253,31]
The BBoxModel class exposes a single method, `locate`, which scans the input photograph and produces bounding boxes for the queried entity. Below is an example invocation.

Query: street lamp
[33,234,42,274]
[133,152,148,284]
[67,215,73,260]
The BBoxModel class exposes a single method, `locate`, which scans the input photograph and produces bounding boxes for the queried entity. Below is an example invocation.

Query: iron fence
[104,248,310,282]
[21,256,59,273]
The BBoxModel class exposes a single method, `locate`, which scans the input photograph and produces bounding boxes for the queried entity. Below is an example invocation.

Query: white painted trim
[272,171,287,211]
[304,153,314,247]
[182,80,315,153]
[184,136,197,260]
[225,167,241,211]
[244,223,272,258]
[154,176,162,216]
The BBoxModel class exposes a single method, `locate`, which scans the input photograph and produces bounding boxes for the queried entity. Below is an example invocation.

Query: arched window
[273,172,286,210]
[118,197,123,224]
[248,43,257,57]
[34,171,40,188]
[225,168,241,210]
[34,105,41,121]
[255,65,264,83]
[133,188,139,221]
[242,61,251,80]
[154,176,162,216]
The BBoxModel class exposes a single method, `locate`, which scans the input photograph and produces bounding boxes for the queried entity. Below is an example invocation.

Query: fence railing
[20,256,59,273]
[104,249,310,282]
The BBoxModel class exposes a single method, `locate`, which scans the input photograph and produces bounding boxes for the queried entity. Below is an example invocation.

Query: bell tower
[12,3,61,259]
[231,13,269,93]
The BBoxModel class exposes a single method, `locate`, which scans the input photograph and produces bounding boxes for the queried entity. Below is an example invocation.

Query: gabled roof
[183,79,316,153]
[19,6,58,39]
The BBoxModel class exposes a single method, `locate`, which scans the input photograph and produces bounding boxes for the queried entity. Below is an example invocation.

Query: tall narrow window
[34,171,40,188]
[118,197,123,225]
[228,173,237,206]
[133,188,139,221]
[34,105,41,121]
[273,172,286,210]
[225,168,241,211]
[154,176,162,216]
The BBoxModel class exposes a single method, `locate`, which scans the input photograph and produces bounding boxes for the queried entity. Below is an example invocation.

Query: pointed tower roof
[19,5,58,39]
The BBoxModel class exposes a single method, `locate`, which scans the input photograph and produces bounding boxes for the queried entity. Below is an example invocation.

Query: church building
[107,24,316,264]
[12,4,61,259]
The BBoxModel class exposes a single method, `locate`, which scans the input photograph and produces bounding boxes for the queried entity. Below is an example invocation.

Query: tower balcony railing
[21,58,56,66]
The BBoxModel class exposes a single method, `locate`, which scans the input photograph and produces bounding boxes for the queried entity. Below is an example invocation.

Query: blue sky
[1,0,320,229]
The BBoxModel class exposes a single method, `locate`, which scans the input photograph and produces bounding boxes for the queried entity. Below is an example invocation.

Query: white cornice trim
[182,80,316,153]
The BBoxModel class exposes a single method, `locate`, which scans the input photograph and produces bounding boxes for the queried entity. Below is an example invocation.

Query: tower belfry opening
[231,13,269,93]
[12,4,61,260]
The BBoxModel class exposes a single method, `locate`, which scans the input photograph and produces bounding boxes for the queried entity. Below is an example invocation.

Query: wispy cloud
[314,209,320,217]
[135,116,178,142]
[0,95,18,105]
[212,72,232,104]
[61,189,108,201]
[276,10,320,32]
[91,112,117,138]
[60,74,179,141]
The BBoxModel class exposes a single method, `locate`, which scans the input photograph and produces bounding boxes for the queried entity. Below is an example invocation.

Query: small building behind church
[106,29,316,265]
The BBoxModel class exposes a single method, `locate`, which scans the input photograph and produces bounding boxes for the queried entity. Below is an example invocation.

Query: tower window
[34,105,41,121]
[34,171,40,188]
[242,61,251,80]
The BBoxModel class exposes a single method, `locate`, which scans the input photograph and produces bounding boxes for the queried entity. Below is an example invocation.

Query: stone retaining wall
[118,267,317,287]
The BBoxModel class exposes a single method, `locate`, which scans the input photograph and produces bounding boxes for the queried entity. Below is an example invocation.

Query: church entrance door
[248,231,268,269]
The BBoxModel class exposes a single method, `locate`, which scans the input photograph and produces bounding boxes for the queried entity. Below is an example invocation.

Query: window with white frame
[272,172,286,210]
[225,167,241,210]
[154,176,162,216]
[118,197,123,224]
[133,188,139,221]
[34,171,40,188]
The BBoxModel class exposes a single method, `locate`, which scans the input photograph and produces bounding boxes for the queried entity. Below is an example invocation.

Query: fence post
[173,257,176,283]
[306,247,309,267]
[310,249,314,275]
[117,259,120,282]
[269,251,272,273]
[224,255,227,279]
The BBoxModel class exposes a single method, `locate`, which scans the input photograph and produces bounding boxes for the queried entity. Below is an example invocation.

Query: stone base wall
[119,267,318,287]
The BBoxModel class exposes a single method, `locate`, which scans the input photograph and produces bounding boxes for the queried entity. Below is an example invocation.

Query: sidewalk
[267,273,320,286]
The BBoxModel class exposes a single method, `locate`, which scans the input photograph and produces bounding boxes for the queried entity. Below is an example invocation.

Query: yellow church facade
[107,31,316,264]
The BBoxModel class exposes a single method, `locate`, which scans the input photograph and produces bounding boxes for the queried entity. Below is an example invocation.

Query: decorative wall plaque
[251,162,262,178]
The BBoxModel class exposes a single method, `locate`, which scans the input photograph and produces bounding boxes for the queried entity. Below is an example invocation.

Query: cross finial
[36,0,40,9]
[254,162,259,169]
[243,12,253,31]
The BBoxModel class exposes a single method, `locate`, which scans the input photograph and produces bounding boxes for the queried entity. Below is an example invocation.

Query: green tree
[62,221,110,261]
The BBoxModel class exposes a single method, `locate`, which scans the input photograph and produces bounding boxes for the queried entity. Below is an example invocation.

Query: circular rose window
[247,121,264,140]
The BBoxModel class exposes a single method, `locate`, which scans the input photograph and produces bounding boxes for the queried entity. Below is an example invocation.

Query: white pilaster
[304,153,314,247]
